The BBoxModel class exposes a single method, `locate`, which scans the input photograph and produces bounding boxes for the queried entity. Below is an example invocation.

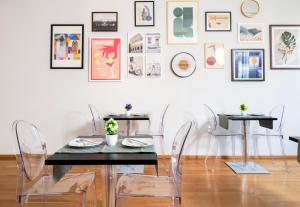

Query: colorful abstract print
[173,7,193,38]
[234,51,263,79]
[54,34,81,60]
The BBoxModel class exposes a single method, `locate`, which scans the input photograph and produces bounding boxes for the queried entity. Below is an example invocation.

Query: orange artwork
[89,38,121,81]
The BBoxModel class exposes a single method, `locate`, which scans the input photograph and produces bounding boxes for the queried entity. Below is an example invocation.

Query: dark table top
[218,114,277,121]
[103,114,150,121]
[289,136,300,143]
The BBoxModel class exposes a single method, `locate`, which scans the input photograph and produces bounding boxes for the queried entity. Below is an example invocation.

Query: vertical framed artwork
[205,12,231,32]
[92,12,118,32]
[134,1,155,26]
[204,43,224,69]
[128,33,144,78]
[50,24,84,69]
[145,33,161,78]
[167,1,198,44]
[89,37,121,81]
[270,25,300,70]
[128,56,144,78]
[238,23,264,43]
[231,49,265,81]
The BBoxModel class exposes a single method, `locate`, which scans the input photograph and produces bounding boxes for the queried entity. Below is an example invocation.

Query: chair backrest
[269,105,285,132]
[203,104,217,132]
[158,104,170,134]
[170,120,196,194]
[88,104,101,134]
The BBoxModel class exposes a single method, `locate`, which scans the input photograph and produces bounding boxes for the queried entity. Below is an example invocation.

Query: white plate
[122,138,153,148]
[68,138,103,148]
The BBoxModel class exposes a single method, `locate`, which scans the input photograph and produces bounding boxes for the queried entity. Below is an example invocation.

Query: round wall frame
[170,52,196,78]
[241,0,260,18]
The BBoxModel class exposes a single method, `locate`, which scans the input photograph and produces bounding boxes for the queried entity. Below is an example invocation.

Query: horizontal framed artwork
[231,49,265,81]
[270,24,300,70]
[92,12,118,32]
[50,24,84,69]
[205,11,231,32]
[134,1,155,26]
[238,23,264,43]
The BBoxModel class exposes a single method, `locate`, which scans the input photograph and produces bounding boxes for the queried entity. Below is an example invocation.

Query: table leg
[127,120,130,136]
[103,165,117,207]
[242,120,248,167]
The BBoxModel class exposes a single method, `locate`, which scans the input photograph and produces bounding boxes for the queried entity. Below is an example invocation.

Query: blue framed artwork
[231,49,265,81]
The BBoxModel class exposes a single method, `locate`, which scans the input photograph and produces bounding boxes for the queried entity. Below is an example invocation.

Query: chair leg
[279,135,289,172]
[92,177,97,207]
[159,136,165,155]
[172,197,181,207]
[253,135,258,168]
[204,135,213,164]
[266,136,274,164]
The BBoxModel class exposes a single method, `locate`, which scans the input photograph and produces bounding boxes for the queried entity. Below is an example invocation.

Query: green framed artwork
[167,1,198,44]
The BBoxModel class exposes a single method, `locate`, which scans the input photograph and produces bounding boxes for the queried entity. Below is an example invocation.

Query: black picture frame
[205,11,232,32]
[50,24,84,69]
[92,12,118,32]
[134,1,155,27]
[231,49,265,82]
[170,52,196,78]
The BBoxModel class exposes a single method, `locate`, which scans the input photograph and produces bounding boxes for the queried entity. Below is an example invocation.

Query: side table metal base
[225,161,270,174]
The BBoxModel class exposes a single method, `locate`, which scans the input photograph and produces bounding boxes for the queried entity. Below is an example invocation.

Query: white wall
[0,0,299,155]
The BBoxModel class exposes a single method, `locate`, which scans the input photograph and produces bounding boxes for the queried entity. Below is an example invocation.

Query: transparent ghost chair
[115,120,196,207]
[89,104,103,136]
[203,104,243,165]
[13,120,96,207]
[252,105,288,171]
[135,104,170,154]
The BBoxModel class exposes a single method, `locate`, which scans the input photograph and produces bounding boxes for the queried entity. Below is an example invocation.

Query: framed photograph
[231,49,265,81]
[89,37,121,81]
[167,1,198,44]
[92,12,118,32]
[205,12,231,32]
[204,43,225,69]
[50,24,84,69]
[270,25,300,70]
[128,32,144,54]
[134,1,155,26]
[128,56,144,78]
[238,23,264,43]
[145,33,161,53]
[146,55,161,78]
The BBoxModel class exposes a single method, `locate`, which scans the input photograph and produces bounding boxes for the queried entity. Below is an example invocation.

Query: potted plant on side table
[240,104,248,116]
[125,104,132,116]
[105,118,119,146]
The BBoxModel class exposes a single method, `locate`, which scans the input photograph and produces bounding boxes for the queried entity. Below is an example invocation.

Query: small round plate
[68,138,103,148]
[122,138,154,148]
[171,52,196,78]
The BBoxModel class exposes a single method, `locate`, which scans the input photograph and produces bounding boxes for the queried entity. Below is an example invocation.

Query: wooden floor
[1,158,300,207]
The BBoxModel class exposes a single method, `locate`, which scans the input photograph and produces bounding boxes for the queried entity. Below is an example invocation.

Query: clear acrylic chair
[203,104,243,165]
[89,104,103,136]
[252,105,288,171]
[13,120,97,207]
[135,104,170,154]
[115,120,196,207]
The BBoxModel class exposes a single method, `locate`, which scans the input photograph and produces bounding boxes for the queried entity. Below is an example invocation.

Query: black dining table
[218,114,277,174]
[45,135,157,207]
[289,136,300,163]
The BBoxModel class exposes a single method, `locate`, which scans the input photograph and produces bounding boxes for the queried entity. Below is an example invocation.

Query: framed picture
[146,55,161,78]
[270,25,300,70]
[167,1,198,44]
[145,33,161,53]
[50,24,84,69]
[92,12,118,32]
[238,23,264,43]
[134,1,155,26]
[205,12,231,32]
[128,32,144,54]
[204,43,224,69]
[231,49,265,81]
[89,37,121,81]
[128,56,144,78]
[171,52,196,78]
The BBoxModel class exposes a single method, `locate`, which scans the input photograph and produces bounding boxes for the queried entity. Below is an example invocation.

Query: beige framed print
[205,11,231,32]
[238,23,264,43]
[204,43,224,69]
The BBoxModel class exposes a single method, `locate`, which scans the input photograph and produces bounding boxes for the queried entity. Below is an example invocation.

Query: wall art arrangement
[50,24,84,69]
[128,32,161,78]
[92,12,118,32]
[89,37,121,81]
[167,1,198,44]
[204,43,225,69]
[134,1,155,26]
[270,25,300,70]
[238,23,264,43]
[231,49,265,81]
[171,52,196,78]
[205,12,231,32]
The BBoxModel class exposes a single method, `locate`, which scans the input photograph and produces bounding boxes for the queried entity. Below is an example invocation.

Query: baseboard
[0,155,16,160]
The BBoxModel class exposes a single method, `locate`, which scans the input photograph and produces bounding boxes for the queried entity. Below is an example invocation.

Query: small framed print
[270,25,300,70]
[134,1,155,26]
[92,12,118,32]
[205,12,231,32]
[204,43,224,69]
[238,23,264,43]
[50,24,84,69]
[231,49,265,81]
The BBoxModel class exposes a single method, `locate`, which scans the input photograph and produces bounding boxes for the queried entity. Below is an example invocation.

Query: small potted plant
[125,104,132,116]
[104,118,119,146]
[240,104,248,116]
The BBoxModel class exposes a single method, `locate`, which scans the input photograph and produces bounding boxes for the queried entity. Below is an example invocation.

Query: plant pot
[125,110,131,116]
[106,134,118,146]
[241,110,247,116]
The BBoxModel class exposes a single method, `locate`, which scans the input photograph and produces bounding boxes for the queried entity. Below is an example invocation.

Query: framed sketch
[89,37,121,81]
[238,23,264,43]
[146,55,161,78]
[50,24,84,69]
[167,1,198,44]
[128,56,144,78]
[205,12,231,32]
[128,32,144,54]
[134,1,155,26]
[92,12,118,32]
[231,49,265,81]
[270,25,300,70]
[204,43,224,69]
[145,33,161,53]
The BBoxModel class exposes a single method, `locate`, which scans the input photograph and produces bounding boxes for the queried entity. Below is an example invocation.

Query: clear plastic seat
[13,120,96,206]
[116,120,197,207]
